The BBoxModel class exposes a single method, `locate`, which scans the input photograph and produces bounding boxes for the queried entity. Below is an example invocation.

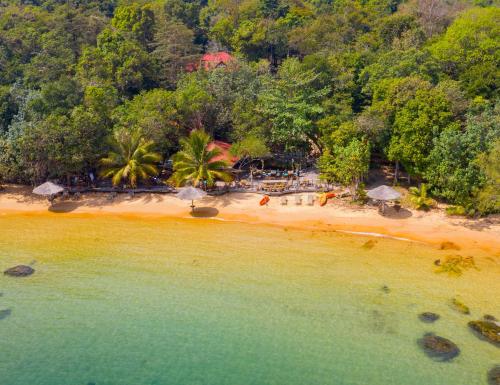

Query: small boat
[326,192,336,199]
[319,192,336,206]
[260,195,270,206]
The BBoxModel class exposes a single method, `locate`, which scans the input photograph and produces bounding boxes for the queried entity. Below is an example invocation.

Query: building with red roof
[186,52,234,72]
[207,140,240,167]
[200,52,234,70]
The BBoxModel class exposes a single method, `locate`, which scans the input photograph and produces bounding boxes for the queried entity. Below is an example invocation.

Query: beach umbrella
[367,185,401,215]
[176,186,207,212]
[33,182,64,197]
[367,185,401,201]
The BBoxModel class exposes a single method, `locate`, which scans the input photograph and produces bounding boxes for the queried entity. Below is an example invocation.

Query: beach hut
[367,185,401,215]
[33,182,64,204]
[176,187,207,212]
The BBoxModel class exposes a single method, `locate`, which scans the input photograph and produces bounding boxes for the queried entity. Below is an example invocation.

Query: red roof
[203,52,234,70]
[186,52,234,72]
[207,140,239,166]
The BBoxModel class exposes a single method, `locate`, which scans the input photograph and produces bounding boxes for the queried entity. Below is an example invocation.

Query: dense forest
[0,0,498,214]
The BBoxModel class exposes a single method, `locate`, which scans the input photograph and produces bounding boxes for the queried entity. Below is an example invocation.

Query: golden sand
[1,185,499,257]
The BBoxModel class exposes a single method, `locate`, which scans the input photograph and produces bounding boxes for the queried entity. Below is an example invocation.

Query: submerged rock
[0,309,11,320]
[3,265,34,277]
[439,241,461,250]
[418,333,460,362]
[381,285,390,293]
[468,320,500,347]
[419,312,440,323]
[362,240,377,249]
[488,366,500,385]
[484,314,498,322]
[450,297,470,315]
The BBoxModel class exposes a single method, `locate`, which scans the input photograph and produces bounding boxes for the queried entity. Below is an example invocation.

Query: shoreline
[1,185,499,256]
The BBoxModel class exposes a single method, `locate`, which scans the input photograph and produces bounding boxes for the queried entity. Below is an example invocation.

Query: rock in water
[418,333,460,362]
[0,309,11,320]
[488,366,500,385]
[3,265,34,277]
[419,312,440,323]
[450,297,470,314]
[484,314,498,322]
[468,320,500,347]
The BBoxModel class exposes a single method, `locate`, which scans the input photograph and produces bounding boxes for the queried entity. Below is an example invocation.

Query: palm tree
[170,130,233,188]
[409,183,434,211]
[100,128,162,188]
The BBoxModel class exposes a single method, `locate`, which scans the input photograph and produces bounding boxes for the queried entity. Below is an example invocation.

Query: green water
[0,213,498,385]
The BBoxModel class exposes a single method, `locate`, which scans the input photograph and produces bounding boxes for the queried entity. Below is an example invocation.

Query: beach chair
[280,196,288,206]
[306,195,315,206]
[295,195,302,205]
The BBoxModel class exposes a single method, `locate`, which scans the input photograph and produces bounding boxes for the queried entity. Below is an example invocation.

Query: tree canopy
[0,0,498,213]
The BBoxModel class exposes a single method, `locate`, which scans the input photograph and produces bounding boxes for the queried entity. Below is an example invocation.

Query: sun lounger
[306,195,314,206]
[295,195,302,205]
[280,196,288,206]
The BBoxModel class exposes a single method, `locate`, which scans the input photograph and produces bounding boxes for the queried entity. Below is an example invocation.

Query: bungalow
[186,52,234,72]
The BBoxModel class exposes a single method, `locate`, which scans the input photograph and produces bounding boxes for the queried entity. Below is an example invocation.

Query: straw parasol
[176,186,207,212]
[367,185,401,215]
[33,181,64,197]
[367,185,401,201]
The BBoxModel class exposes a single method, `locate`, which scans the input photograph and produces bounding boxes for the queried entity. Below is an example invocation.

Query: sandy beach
[1,185,499,256]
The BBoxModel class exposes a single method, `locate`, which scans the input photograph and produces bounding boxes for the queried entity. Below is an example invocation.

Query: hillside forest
[0,0,498,214]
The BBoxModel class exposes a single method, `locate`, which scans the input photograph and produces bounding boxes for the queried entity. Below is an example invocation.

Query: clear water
[0,213,498,385]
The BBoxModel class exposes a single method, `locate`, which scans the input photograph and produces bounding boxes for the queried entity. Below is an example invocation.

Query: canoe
[260,195,270,206]
[319,192,336,206]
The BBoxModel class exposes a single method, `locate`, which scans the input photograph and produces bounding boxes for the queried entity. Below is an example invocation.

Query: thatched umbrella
[33,182,64,203]
[367,185,401,201]
[176,186,207,212]
[367,185,401,215]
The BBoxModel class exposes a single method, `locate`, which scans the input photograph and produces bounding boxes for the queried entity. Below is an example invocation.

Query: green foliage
[151,17,199,87]
[258,58,329,150]
[170,129,233,187]
[113,89,182,155]
[318,138,371,195]
[0,0,497,205]
[425,103,499,206]
[112,3,155,46]
[230,135,270,159]
[430,7,500,98]
[99,128,162,188]
[387,87,457,176]
[409,183,434,210]
[475,139,500,214]
[445,205,467,217]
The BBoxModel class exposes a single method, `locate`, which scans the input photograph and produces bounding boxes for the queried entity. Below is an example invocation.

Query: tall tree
[99,128,162,188]
[170,130,233,187]
[151,17,199,88]
[258,58,329,151]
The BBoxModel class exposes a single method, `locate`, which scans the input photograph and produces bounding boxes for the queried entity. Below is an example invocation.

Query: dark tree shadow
[381,206,413,219]
[190,207,219,218]
[451,216,500,231]
[48,201,80,213]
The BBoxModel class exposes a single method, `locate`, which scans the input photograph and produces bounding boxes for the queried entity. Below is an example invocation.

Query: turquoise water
[0,213,498,385]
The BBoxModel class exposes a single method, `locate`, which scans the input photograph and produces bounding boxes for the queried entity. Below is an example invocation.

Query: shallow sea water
[0,213,498,385]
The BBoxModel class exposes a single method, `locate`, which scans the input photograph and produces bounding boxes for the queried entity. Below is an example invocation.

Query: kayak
[260,195,270,206]
[320,192,336,206]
